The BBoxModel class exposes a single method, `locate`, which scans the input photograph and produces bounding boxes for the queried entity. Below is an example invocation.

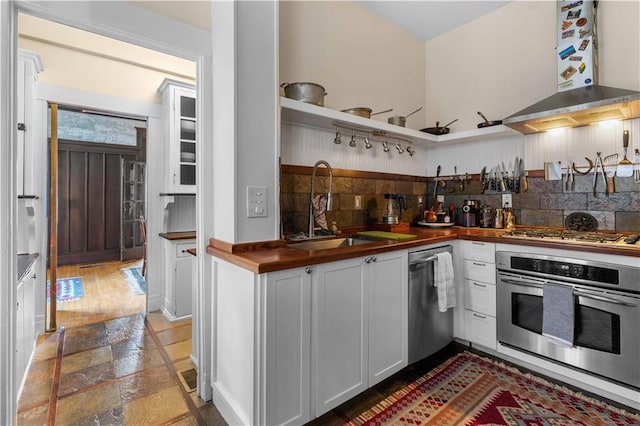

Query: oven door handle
[573,291,638,307]
[500,278,543,289]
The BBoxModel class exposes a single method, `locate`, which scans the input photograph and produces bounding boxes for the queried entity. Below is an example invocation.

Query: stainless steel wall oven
[496,251,640,389]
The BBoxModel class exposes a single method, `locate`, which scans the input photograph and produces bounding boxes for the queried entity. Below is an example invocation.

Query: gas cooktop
[501,227,640,248]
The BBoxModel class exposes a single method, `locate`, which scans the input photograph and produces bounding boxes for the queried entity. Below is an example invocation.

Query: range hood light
[596,119,620,129]
[546,127,567,135]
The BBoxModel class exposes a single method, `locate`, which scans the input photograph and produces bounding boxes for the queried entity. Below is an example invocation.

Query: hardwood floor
[50,259,146,329]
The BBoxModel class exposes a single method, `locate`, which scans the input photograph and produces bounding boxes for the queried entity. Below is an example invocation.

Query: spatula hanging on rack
[617,130,634,177]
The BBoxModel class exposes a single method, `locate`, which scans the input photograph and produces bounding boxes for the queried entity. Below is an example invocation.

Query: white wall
[18,14,196,104]
[425,1,640,132]
[281,123,430,176]
[279,1,426,130]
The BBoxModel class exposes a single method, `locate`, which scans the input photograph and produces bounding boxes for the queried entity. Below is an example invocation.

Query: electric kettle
[382,193,406,224]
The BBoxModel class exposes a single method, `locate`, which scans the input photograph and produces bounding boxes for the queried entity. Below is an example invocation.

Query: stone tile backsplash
[281,167,640,234]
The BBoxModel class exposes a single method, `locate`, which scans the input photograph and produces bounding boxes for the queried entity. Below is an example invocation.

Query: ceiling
[129,1,512,41]
[355,1,511,41]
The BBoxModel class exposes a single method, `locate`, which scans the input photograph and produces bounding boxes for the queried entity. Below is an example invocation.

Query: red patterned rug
[348,352,640,425]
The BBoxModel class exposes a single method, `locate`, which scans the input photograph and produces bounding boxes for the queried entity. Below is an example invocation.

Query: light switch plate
[247,186,267,218]
[436,195,444,203]
[354,195,362,210]
[502,193,512,208]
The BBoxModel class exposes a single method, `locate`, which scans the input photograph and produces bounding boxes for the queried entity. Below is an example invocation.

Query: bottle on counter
[504,204,515,229]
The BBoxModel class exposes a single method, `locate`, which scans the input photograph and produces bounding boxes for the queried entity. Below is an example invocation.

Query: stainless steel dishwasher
[408,245,454,364]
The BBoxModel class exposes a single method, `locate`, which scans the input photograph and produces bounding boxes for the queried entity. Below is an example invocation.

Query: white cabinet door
[160,79,196,192]
[368,250,407,386]
[163,239,195,321]
[15,283,25,396]
[465,309,497,350]
[174,256,193,318]
[313,257,368,416]
[264,267,311,426]
[463,259,496,284]
[461,240,495,263]
[464,279,496,317]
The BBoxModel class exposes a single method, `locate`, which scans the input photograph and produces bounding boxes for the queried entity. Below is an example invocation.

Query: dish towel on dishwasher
[542,283,575,347]
[435,252,455,312]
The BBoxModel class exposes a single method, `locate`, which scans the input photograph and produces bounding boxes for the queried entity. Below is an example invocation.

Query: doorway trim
[1,1,213,421]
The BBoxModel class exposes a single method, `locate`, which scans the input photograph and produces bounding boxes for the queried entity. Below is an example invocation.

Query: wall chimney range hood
[503,1,640,134]
[503,85,640,134]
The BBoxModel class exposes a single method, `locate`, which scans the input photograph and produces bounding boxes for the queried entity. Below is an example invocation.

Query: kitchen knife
[514,157,520,193]
[480,166,486,193]
[500,162,507,192]
[519,158,528,192]
[433,165,441,198]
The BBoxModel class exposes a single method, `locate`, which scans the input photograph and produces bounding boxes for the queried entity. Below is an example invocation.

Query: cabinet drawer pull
[472,262,486,267]
[305,267,312,274]
[472,282,487,288]
[370,256,377,263]
[472,242,485,246]
[473,313,487,319]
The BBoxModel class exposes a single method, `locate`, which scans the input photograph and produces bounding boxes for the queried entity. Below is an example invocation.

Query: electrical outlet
[436,195,444,203]
[502,193,512,208]
[417,196,424,204]
[354,195,362,210]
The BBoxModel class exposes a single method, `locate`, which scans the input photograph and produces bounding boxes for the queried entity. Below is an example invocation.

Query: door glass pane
[180,142,196,163]
[180,119,196,140]
[123,221,134,249]
[180,164,196,185]
[575,305,620,354]
[180,96,196,118]
[511,293,542,334]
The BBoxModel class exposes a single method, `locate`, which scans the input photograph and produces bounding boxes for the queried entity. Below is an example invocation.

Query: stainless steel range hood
[503,85,640,134]
[503,0,640,134]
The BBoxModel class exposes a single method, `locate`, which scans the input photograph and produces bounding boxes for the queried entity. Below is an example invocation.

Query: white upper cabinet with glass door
[160,79,196,193]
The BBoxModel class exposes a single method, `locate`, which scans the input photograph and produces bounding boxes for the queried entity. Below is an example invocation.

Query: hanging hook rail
[572,157,594,175]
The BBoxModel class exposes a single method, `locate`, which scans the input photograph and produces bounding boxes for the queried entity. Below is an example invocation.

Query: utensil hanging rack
[332,123,416,156]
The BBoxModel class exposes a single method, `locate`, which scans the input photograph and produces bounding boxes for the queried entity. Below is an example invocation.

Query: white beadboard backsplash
[281,118,640,176]
[165,196,196,232]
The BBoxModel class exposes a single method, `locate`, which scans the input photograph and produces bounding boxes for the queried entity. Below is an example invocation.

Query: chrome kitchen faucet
[308,160,333,238]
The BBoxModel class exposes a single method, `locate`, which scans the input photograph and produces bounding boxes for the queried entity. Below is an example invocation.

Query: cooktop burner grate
[502,228,624,244]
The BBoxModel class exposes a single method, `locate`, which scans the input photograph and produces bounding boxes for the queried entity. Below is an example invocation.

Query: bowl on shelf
[180,152,196,162]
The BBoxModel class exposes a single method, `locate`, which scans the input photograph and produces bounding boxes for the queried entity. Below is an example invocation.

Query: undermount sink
[288,237,377,251]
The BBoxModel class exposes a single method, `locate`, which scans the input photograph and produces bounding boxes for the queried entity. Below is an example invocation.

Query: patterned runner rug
[348,352,640,425]
[46,277,84,302]
[122,266,146,295]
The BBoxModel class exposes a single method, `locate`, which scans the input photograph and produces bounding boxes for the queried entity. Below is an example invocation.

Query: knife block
[371,222,410,233]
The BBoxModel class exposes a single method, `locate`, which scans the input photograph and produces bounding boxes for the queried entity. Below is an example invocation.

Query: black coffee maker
[460,199,479,227]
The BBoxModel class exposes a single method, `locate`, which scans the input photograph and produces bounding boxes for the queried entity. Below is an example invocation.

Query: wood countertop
[207,226,640,274]
[159,231,196,241]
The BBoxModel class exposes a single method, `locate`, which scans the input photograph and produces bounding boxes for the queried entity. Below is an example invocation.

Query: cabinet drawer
[464,279,496,316]
[462,240,495,263]
[464,309,496,350]
[176,242,195,258]
[463,259,496,284]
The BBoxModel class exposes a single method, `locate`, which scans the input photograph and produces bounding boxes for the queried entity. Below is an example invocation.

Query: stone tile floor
[17,312,227,425]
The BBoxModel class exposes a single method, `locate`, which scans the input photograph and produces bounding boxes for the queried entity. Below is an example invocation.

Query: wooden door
[121,159,146,260]
[56,139,139,265]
